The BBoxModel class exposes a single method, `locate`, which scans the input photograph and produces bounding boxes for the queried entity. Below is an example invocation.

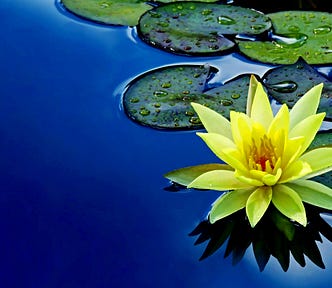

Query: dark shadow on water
[189,204,332,271]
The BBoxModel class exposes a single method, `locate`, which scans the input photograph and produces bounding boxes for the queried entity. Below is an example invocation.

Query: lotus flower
[165,76,332,227]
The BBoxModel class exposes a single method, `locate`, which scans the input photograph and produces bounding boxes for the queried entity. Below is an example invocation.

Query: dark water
[1,1,332,287]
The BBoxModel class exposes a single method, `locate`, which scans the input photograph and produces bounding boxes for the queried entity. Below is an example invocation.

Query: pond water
[1,1,332,287]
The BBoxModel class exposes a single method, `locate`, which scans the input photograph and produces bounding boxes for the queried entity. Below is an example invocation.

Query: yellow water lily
[165,75,332,227]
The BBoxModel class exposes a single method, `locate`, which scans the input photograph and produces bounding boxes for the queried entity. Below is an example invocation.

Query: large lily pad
[237,11,332,64]
[138,2,271,55]
[123,65,251,129]
[61,0,152,26]
[263,58,332,119]
[60,0,219,26]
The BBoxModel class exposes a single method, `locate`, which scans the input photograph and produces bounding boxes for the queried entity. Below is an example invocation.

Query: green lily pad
[138,2,271,55]
[164,163,232,186]
[61,0,153,26]
[309,132,332,150]
[263,58,332,119]
[123,65,251,129]
[237,11,332,64]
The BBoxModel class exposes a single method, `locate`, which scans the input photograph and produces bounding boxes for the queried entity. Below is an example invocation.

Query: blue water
[1,1,332,287]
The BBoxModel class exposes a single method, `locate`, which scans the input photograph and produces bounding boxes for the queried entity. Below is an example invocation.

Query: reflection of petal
[188,170,252,191]
[272,184,307,226]
[209,188,254,223]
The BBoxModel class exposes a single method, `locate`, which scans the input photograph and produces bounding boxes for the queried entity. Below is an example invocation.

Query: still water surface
[1,1,332,287]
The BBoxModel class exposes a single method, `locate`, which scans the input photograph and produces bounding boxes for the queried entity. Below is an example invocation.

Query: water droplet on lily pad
[313,25,331,35]
[272,33,308,49]
[217,16,235,25]
[268,81,298,93]
[154,90,168,97]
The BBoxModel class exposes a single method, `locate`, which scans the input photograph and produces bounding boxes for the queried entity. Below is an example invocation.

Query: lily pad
[237,11,332,64]
[138,2,271,55]
[61,0,153,26]
[123,65,251,129]
[263,59,332,119]
[309,132,332,150]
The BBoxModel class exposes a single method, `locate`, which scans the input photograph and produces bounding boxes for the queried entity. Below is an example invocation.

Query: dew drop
[250,24,266,31]
[201,9,212,16]
[231,94,241,99]
[313,25,331,35]
[100,3,110,8]
[268,81,298,93]
[221,99,233,106]
[217,15,236,25]
[140,108,150,116]
[271,33,308,49]
[288,25,300,32]
[185,110,194,116]
[189,116,201,124]
[149,11,161,18]
[154,90,168,97]
[130,97,140,103]
[161,82,172,88]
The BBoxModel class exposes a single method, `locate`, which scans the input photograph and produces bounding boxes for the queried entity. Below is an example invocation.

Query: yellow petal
[289,83,323,129]
[286,180,332,210]
[262,168,282,186]
[300,147,332,179]
[209,188,255,223]
[230,111,252,149]
[272,184,307,226]
[246,75,260,117]
[289,113,325,155]
[246,186,272,227]
[191,102,232,139]
[268,104,289,139]
[196,133,248,171]
[282,136,304,169]
[188,170,253,191]
[250,81,274,130]
[235,171,264,186]
[279,160,312,183]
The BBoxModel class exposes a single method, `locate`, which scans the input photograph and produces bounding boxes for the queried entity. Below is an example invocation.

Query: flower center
[249,135,276,172]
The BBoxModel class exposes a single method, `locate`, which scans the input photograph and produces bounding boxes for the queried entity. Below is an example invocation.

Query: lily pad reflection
[190,205,332,271]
